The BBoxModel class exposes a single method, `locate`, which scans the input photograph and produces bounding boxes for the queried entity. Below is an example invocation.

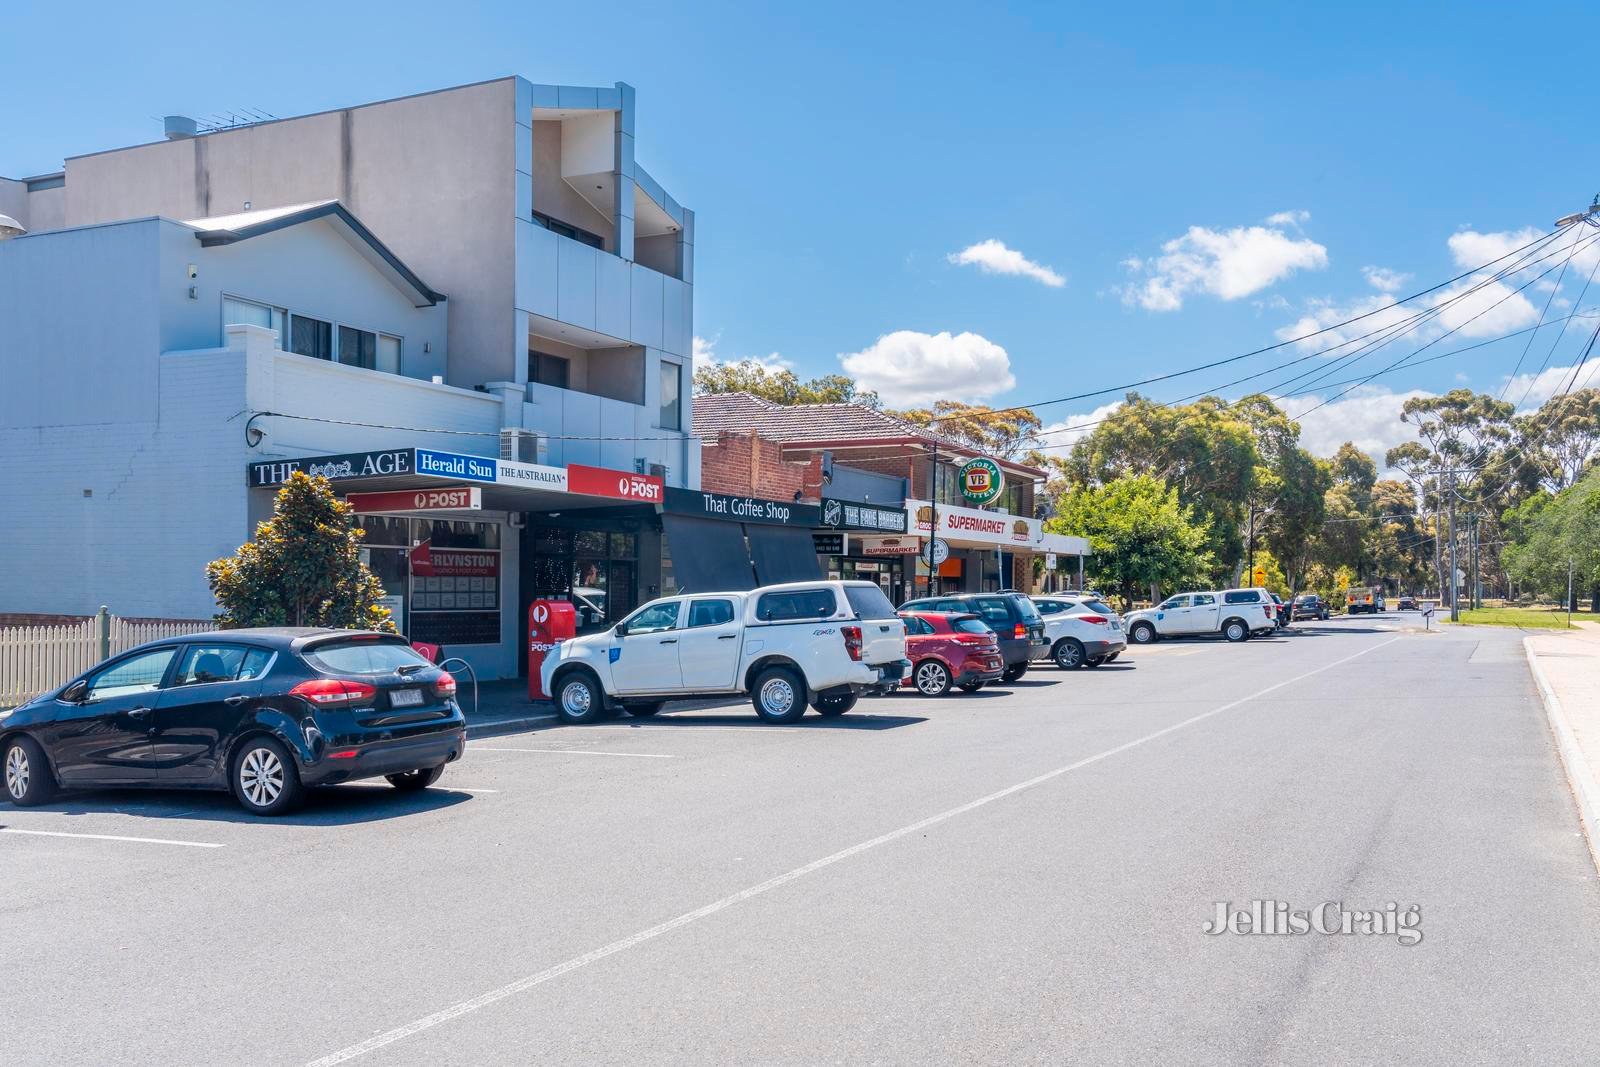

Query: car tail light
[841,625,863,661]
[436,671,458,699]
[290,678,377,706]
[1013,623,1027,639]
[1078,614,1108,625]
[328,748,360,760]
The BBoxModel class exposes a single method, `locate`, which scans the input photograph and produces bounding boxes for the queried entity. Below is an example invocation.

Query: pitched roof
[693,392,1044,477]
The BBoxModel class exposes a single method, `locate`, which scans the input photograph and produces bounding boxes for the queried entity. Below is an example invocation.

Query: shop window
[358,515,412,547]
[290,315,333,361]
[417,520,500,550]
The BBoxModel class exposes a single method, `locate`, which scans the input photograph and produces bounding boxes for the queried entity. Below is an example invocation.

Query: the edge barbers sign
[663,488,820,527]
[819,497,909,533]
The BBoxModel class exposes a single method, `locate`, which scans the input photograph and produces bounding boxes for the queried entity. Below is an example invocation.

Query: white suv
[1030,595,1127,669]
[1124,587,1277,644]
[541,580,911,724]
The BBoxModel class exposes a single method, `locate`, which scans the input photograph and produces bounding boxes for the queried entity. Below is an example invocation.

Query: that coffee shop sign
[663,488,821,527]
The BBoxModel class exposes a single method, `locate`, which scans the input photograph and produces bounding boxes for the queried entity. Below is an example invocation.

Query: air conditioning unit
[649,463,668,481]
[500,428,547,464]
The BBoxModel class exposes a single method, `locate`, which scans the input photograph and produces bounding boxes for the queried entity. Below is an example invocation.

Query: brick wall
[701,431,824,501]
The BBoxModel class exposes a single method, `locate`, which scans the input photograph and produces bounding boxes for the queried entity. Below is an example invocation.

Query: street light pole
[928,440,940,598]
[1447,466,1460,622]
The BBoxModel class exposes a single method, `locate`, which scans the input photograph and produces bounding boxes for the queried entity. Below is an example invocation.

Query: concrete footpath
[1525,620,1600,870]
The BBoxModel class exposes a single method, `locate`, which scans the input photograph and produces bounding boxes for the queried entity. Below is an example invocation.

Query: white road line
[304,633,1405,1067]
[0,828,224,849]
[472,747,678,759]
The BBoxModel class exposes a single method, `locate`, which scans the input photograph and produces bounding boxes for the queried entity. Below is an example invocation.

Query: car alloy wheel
[915,661,951,696]
[239,746,285,809]
[5,744,29,801]
[1053,639,1085,670]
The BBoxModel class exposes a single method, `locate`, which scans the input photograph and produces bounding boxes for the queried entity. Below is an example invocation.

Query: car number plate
[390,688,424,707]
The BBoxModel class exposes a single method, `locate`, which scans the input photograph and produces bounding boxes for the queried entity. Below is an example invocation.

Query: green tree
[207,472,396,631]
[897,400,1043,459]
[1045,475,1215,609]
[693,359,881,408]
[1503,469,1600,609]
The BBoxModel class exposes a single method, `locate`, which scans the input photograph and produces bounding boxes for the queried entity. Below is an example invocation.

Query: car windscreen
[953,617,992,636]
[844,584,897,620]
[304,638,431,675]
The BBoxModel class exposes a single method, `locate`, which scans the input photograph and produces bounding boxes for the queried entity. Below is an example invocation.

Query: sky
[7,1,1600,468]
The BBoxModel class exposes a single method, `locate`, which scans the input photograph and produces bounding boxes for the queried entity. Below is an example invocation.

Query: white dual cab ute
[541,580,911,724]
[1123,587,1278,644]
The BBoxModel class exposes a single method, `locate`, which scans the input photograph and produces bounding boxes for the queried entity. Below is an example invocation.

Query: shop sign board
[569,463,665,503]
[247,447,415,488]
[958,457,1005,506]
[663,488,821,526]
[819,497,909,533]
[858,535,922,557]
[346,485,481,513]
[497,459,568,491]
[415,448,497,484]
[908,499,1042,547]
[922,537,951,566]
[812,532,846,555]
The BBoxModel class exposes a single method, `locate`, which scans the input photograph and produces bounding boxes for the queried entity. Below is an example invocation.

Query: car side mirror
[613,624,628,638]
[61,680,88,704]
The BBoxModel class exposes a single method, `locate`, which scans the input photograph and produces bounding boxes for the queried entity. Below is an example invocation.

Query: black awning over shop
[746,524,824,587]
[662,513,757,592]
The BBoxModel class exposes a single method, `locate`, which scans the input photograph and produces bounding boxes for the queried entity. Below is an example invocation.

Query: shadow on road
[597,711,929,731]
[11,782,475,826]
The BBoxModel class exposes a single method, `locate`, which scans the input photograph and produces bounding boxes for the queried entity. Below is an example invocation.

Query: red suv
[898,611,1006,695]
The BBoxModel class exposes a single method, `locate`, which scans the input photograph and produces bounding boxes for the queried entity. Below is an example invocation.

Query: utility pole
[1568,557,1575,628]
[1245,502,1255,586]
[1469,513,1480,610]
[927,439,940,597]
[1447,466,1460,622]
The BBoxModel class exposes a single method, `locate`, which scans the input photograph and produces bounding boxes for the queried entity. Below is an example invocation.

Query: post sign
[346,485,481,513]
[819,497,909,533]
[958,457,1004,506]
[663,488,820,527]
[568,463,665,503]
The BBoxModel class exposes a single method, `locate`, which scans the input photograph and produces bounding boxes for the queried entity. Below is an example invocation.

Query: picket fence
[0,609,212,708]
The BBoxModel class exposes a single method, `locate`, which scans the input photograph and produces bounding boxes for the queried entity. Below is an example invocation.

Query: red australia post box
[527,599,578,700]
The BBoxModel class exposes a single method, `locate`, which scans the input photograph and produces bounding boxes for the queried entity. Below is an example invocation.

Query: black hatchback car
[0,628,466,816]
[898,592,1047,680]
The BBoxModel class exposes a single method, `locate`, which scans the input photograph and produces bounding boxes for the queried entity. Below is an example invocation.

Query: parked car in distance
[1,629,466,816]
[1270,593,1289,629]
[898,612,1005,694]
[1123,588,1278,644]
[899,592,1047,681]
[543,580,910,725]
[1292,594,1330,621]
[1397,596,1417,611]
[1030,595,1127,669]
[1346,585,1387,615]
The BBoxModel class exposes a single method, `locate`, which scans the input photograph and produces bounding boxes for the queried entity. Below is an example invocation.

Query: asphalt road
[5,613,1600,1065]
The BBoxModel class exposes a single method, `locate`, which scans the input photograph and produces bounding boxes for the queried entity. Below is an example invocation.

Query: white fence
[0,609,212,708]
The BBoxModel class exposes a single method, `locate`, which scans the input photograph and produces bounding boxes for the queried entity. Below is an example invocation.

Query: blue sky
[7,1,1600,463]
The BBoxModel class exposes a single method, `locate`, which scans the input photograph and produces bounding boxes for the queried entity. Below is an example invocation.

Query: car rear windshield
[755,588,838,621]
[843,584,898,620]
[1078,599,1115,615]
[954,618,992,635]
[304,638,431,675]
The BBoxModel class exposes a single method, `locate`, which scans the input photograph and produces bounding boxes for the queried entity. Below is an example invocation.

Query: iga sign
[568,463,664,503]
[345,485,481,513]
[958,457,1004,506]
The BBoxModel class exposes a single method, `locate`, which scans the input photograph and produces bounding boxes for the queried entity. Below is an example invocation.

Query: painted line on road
[305,632,1405,1067]
[472,747,678,759]
[0,828,224,849]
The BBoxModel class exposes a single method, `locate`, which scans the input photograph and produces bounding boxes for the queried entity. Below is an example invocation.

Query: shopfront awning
[661,514,757,593]
[746,525,824,586]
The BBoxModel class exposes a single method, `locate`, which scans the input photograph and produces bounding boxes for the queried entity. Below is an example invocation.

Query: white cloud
[1503,356,1600,411]
[1363,266,1411,293]
[947,239,1065,287]
[1431,277,1540,338]
[1275,292,1415,352]
[1031,400,1124,457]
[838,330,1015,407]
[1266,209,1310,227]
[1286,385,1435,472]
[1122,221,1328,311]
[692,334,790,374]
[1447,227,1545,270]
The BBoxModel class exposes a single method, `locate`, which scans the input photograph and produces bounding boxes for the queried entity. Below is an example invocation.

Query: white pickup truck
[541,580,911,724]
[1123,587,1278,644]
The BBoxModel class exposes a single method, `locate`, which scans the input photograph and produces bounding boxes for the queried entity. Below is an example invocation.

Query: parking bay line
[0,828,224,849]
[472,747,678,759]
[305,633,1405,1067]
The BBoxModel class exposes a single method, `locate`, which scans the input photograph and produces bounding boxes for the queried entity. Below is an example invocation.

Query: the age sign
[567,463,665,503]
[345,485,482,512]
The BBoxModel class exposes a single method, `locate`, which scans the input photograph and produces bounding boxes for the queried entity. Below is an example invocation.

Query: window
[899,616,932,636]
[1224,590,1262,604]
[973,597,1013,626]
[223,296,287,343]
[1191,593,1216,606]
[1160,596,1191,610]
[1034,600,1062,615]
[933,599,966,613]
[659,361,682,430]
[843,584,897,620]
[622,600,682,634]
[532,209,604,249]
[755,589,837,622]
[529,350,570,389]
[240,648,275,680]
[954,617,992,636]
[339,325,377,369]
[1012,596,1042,621]
[687,599,736,628]
[1081,599,1117,615]
[84,647,177,702]
[174,645,253,686]
[304,638,430,675]
[290,314,333,360]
